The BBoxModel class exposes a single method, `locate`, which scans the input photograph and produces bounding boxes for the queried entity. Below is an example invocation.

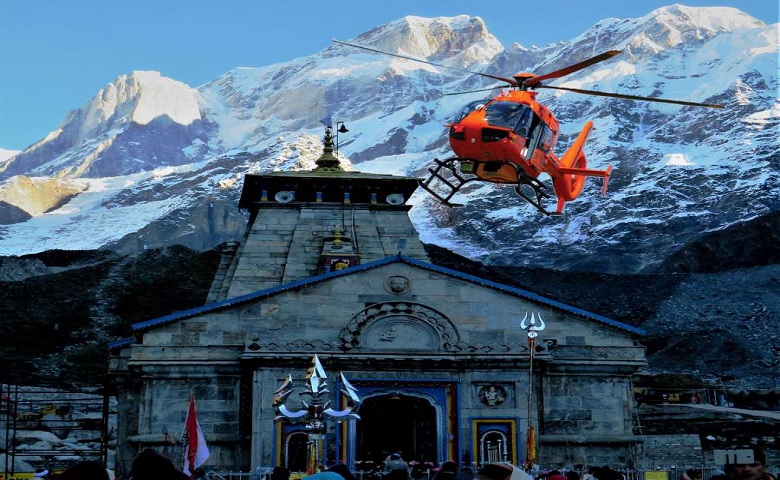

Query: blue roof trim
[129,253,645,336]
[107,337,134,350]
[130,256,399,332]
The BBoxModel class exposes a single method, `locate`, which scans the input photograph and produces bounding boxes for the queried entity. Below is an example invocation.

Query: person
[384,454,411,480]
[565,471,581,480]
[591,467,623,480]
[58,460,110,480]
[733,446,777,480]
[129,447,190,480]
[328,464,358,480]
[455,466,476,480]
[272,466,292,480]
[680,470,702,480]
[546,471,567,480]
[710,469,728,480]
[475,462,532,480]
[432,461,458,480]
[410,461,425,480]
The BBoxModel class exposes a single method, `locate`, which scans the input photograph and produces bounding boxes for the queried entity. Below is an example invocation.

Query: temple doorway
[356,394,438,465]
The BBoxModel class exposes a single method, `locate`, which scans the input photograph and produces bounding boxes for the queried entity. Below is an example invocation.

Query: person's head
[733,447,767,480]
[272,466,292,480]
[391,454,402,460]
[593,467,622,480]
[328,463,357,480]
[58,460,110,480]
[441,461,458,473]
[130,447,190,480]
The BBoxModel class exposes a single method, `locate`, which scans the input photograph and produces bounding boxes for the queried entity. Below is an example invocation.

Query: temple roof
[108,254,645,349]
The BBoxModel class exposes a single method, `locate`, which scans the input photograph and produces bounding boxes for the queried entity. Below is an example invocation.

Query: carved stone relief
[339,302,459,351]
[477,384,508,406]
[384,275,411,295]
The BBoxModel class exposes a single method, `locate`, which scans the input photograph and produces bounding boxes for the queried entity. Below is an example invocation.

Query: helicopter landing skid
[513,175,558,216]
[417,157,481,207]
[419,157,558,215]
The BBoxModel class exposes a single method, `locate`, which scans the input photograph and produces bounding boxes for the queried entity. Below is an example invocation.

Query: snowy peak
[0,71,209,181]
[0,148,19,163]
[65,71,202,142]
[0,6,777,274]
[636,4,766,47]
[352,15,503,65]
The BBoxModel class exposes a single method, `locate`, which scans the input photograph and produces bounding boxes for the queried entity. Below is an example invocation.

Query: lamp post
[335,121,349,155]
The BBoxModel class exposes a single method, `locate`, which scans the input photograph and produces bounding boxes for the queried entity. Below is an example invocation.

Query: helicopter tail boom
[551,121,613,213]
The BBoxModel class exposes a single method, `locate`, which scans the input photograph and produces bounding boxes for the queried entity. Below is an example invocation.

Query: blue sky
[1,0,777,151]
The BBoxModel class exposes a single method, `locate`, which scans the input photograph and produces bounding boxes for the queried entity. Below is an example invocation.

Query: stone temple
[108,128,647,477]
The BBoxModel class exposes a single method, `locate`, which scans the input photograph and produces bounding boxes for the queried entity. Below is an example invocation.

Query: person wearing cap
[384,453,411,480]
[733,447,777,480]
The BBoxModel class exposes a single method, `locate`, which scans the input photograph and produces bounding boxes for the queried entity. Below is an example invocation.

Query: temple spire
[314,126,343,172]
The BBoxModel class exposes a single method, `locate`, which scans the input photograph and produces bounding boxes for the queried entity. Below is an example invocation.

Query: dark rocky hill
[0,212,778,390]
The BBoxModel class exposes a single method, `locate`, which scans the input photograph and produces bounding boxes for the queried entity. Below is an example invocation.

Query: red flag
[182,394,210,476]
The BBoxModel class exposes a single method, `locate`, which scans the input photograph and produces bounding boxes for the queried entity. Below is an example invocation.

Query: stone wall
[638,435,779,470]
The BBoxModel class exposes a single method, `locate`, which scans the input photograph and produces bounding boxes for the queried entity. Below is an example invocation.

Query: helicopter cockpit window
[484,101,533,132]
[455,100,486,122]
[538,126,556,152]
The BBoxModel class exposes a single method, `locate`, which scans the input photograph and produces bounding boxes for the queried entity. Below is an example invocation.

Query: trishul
[519,311,546,467]
[272,354,361,432]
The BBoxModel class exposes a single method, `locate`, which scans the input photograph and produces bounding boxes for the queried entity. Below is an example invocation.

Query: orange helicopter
[333,40,723,215]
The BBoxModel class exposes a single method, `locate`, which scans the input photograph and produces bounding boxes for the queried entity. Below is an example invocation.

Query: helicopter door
[537,126,555,153]
[525,116,545,160]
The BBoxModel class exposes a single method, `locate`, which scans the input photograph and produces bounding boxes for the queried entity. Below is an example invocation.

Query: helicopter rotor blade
[444,85,504,96]
[524,50,622,87]
[537,85,725,108]
[332,39,518,86]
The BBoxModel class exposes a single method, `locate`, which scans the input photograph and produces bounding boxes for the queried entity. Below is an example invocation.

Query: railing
[206,471,256,480]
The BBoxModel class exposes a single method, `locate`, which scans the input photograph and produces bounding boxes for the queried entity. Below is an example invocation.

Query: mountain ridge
[0,7,777,275]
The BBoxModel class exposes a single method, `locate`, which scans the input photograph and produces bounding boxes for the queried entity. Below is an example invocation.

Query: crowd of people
[27,445,776,480]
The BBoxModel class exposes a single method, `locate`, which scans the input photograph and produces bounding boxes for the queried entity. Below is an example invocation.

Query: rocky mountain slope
[1,212,777,390]
[0,6,777,274]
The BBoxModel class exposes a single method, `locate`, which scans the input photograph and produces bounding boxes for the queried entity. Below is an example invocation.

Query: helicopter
[333,40,723,215]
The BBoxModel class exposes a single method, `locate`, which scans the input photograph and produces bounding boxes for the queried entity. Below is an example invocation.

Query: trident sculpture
[520,311,546,468]
[272,354,361,472]
[273,354,361,431]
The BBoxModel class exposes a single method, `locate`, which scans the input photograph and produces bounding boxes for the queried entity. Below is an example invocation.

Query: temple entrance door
[356,394,437,465]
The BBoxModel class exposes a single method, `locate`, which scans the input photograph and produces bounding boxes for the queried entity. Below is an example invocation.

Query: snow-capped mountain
[0,6,777,273]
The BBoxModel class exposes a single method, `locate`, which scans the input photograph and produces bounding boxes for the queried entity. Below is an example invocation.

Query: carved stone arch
[339,302,460,351]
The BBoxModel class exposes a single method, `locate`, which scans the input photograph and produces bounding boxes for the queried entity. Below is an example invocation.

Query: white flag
[182,394,210,475]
